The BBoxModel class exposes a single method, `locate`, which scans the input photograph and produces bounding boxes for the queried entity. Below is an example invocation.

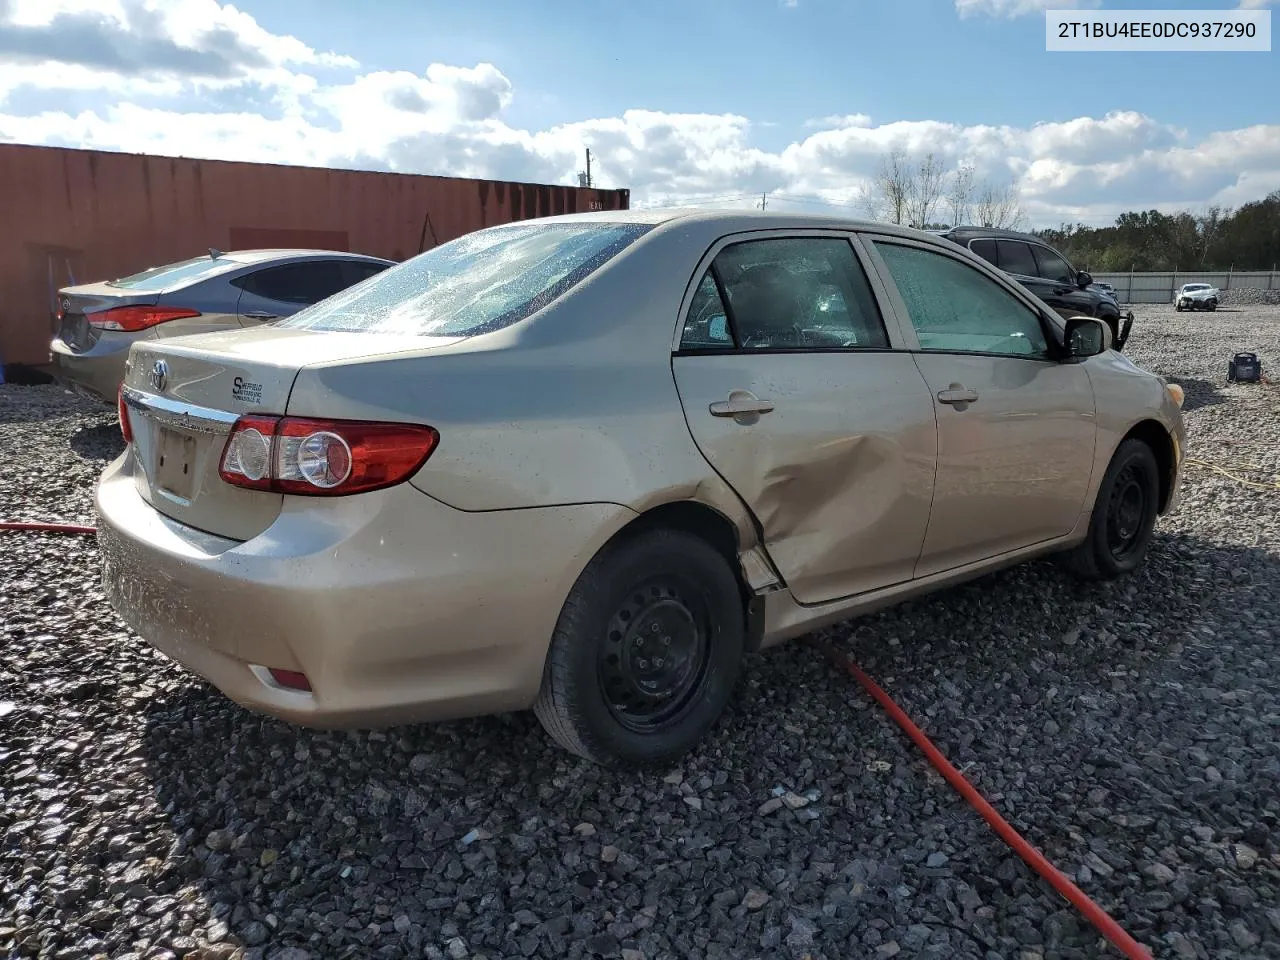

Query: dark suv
[936,227,1133,350]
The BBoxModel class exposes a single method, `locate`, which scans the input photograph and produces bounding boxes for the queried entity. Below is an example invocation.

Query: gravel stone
[3,307,1280,960]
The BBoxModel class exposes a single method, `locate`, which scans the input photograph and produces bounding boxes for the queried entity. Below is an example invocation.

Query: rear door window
[341,260,391,286]
[235,261,350,305]
[968,239,997,267]
[680,237,888,351]
[995,240,1038,278]
[679,273,734,349]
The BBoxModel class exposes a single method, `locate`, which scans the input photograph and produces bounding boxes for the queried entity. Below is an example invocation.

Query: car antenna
[209,247,223,260]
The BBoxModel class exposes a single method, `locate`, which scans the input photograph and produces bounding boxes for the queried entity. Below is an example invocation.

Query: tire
[1175,304,1183,312]
[1207,302,1217,312]
[534,527,745,767]
[1060,438,1161,581]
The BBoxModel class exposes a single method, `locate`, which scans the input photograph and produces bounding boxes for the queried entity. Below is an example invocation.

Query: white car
[1175,283,1219,312]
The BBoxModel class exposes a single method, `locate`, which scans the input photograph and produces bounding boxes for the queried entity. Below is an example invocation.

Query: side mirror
[1076,271,1093,288]
[1065,316,1110,359]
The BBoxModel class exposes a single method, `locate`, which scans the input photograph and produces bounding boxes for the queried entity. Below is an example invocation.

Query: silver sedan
[51,249,393,404]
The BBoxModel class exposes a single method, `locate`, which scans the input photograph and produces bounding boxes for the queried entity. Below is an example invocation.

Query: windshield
[278,222,650,337]
[108,256,238,291]
[1184,284,1210,292]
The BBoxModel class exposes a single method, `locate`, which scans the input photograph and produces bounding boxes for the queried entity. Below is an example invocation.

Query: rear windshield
[277,222,650,337]
[108,256,238,291]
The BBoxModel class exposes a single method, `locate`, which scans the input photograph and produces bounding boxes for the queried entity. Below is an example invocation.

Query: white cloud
[954,0,1096,18]
[0,0,353,108]
[0,0,1277,229]
[804,113,872,130]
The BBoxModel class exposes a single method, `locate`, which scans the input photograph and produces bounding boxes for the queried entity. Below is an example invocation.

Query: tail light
[87,306,201,332]
[117,384,133,444]
[219,416,439,496]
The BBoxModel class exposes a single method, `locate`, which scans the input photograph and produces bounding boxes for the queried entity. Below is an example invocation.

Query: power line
[769,192,864,208]
[637,194,760,210]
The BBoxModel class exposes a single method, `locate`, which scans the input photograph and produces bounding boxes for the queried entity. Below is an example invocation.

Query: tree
[863,150,1026,230]
[863,148,911,225]
[905,153,946,230]
[946,163,976,229]
[1032,191,1280,272]
[974,181,1026,230]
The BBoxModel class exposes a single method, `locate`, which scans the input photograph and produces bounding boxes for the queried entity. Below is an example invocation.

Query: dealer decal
[231,376,263,405]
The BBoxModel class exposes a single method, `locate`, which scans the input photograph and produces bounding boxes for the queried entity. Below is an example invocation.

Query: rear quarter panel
[283,221,763,545]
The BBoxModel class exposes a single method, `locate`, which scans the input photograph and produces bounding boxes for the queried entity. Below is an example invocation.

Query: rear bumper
[95,451,634,728]
[50,336,131,405]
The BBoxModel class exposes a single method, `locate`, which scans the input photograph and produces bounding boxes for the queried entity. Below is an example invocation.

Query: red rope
[808,637,1152,959]
[0,522,97,535]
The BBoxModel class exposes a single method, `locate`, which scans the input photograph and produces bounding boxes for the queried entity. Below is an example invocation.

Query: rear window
[278,223,650,337]
[107,256,237,292]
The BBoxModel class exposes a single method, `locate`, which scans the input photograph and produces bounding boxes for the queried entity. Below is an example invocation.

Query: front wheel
[534,528,745,767]
[1060,439,1161,581]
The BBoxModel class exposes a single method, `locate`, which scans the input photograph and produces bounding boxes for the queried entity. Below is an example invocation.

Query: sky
[0,0,1276,228]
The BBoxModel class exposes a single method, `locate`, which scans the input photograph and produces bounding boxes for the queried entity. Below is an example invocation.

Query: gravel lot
[3,305,1279,960]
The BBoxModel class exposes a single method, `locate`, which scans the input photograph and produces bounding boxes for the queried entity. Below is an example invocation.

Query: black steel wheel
[535,527,745,767]
[1060,438,1161,581]
[598,577,711,733]
[1104,461,1148,563]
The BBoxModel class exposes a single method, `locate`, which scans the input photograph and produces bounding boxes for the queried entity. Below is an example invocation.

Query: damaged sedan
[97,210,1186,767]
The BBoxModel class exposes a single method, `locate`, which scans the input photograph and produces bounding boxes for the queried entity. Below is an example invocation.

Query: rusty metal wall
[0,144,630,368]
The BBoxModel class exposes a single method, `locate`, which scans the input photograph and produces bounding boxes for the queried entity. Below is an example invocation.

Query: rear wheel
[534,528,745,767]
[1060,439,1160,581]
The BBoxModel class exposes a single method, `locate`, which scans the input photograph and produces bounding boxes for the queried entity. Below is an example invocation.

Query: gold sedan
[95,210,1185,767]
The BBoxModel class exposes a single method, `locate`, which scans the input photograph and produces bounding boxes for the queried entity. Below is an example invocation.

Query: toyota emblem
[150,359,169,393]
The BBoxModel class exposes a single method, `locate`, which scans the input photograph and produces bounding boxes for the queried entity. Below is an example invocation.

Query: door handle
[709,392,775,418]
[937,385,979,405]
[243,311,278,321]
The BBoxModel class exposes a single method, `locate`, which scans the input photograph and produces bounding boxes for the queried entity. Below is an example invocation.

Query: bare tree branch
[866,148,912,225]
[946,163,975,228]
[975,181,1026,230]
[863,150,1026,232]
[906,153,945,229]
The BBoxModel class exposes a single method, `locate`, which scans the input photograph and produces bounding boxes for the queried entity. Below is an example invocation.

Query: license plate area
[156,427,198,502]
[60,315,90,350]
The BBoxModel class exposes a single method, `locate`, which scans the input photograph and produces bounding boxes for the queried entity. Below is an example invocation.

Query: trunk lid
[56,282,157,352]
[123,327,463,541]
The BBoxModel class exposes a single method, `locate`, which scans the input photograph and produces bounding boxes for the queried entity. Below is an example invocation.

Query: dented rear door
[671,232,937,605]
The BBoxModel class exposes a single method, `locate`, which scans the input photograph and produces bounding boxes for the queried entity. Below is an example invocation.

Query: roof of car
[935,225,1047,244]
[495,207,964,247]
[219,249,394,265]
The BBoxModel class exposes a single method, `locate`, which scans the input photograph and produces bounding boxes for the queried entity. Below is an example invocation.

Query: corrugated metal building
[0,144,630,369]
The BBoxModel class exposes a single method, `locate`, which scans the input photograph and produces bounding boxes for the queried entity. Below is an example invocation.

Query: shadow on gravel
[70,422,127,461]
[1164,376,1226,412]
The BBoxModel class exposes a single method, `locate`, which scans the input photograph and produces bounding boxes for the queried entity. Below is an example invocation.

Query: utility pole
[577,148,593,189]
[759,192,768,211]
